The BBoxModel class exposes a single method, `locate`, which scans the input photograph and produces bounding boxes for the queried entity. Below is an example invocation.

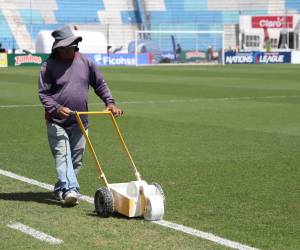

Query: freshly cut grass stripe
[0,168,259,250]
[7,222,63,245]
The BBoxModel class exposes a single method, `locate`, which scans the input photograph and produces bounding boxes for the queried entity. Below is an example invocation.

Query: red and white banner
[252,16,293,28]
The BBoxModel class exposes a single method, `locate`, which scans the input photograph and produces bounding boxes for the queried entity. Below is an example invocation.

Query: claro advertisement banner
[87,53,151,66]
[225,51,291,64]
[252,16,293,29]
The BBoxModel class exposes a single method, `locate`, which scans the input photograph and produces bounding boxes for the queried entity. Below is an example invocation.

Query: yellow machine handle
[74,111,141,188]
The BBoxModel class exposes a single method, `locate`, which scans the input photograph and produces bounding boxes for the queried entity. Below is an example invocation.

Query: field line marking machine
[73,111,165,221]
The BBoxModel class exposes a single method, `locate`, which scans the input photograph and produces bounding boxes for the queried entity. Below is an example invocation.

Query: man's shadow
[0,191,66,207]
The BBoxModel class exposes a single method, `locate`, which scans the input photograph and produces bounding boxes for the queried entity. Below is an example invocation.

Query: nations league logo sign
[255,52,287,64]
[225,52,291,64]
[225,52,254,64]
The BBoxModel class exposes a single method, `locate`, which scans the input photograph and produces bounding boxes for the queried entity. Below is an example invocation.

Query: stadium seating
[0,0,300,52]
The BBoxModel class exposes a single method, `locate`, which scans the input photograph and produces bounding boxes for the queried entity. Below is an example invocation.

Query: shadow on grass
[0,191,69,207]
[86,211,144,221]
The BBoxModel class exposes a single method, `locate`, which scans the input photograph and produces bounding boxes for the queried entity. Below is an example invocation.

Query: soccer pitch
[0,65,299,249]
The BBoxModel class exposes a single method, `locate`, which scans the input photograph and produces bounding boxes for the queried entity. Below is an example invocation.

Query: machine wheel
[94,187,114,217]
[150,182,166,207]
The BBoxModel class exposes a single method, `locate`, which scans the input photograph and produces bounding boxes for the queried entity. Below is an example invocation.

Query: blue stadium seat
[1,0,300,51]
[286,0,300,12]
[0,10,17,50]
[55,0,104,24]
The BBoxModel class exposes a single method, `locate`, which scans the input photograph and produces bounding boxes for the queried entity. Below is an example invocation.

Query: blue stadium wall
[1,0,300,50]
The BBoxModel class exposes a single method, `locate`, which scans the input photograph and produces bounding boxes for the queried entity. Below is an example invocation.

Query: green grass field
[0,65,299,249]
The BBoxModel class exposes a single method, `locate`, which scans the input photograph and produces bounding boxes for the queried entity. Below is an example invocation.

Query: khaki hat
[51,26,82,50]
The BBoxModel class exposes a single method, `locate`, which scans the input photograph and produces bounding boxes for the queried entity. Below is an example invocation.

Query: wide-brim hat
[51,26,82,50]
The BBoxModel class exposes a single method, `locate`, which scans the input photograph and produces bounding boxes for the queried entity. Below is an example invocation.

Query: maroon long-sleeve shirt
[38,52,115,130]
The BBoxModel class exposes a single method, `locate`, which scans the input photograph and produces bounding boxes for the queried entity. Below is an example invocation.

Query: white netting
[135,30,224,65]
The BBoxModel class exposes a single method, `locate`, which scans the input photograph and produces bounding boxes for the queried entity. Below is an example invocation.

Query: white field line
[153,220,257,250]
[0,169,259,250]
[0,169,93,204]
[0,95,299,109]
[7,222,63,245]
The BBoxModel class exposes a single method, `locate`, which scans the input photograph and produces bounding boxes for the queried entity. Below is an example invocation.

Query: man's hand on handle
[58,106,72,118]
[57,105,123,118]
[106,104,123,117]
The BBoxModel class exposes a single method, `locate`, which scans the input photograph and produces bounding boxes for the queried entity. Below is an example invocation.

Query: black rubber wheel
[150,182,166,207]
[94,187,114,217]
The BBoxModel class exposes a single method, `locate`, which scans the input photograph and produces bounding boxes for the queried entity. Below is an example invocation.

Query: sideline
[0,95,299,109]
[0,168,259,250]
[7,222,63,245]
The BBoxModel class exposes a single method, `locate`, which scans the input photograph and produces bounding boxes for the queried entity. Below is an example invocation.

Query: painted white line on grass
[0,101,184,109]
[0,104,41,108]
[220,95,300,101]
[7,222,63,245]
[0,169,53,190]
[0,168,259,250]
[0,169,94,204]
[153,220,258,250]
[0,95,299,109]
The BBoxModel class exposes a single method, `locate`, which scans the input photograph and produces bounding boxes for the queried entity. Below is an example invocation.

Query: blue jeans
[47,122,87,193]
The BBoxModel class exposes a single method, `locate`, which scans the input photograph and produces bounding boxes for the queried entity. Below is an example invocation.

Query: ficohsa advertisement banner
[87,53,151,66]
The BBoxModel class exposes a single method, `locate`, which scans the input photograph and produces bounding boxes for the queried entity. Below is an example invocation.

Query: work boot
[63,190,79,206]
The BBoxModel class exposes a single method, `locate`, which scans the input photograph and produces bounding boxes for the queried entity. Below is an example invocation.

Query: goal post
[135,30,225,66]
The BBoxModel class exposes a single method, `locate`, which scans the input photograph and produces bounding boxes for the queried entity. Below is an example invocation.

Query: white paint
[0,95,299,109]
[153,220,259,250]
[220,95,300,101]
[0,104,43,108]
[0,168,259,250]
[7,222,63,245]
[79,194,94,204]
[0,169,93,204]
[0,169,53,190]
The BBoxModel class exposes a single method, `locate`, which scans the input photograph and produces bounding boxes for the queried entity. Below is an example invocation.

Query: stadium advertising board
[252,16,293,28]
[225,52,254,64]
[158,51,208,63]
[225,51,291,64]
[0,53,8,67]
[255,52,291,64]
[161,51,175,60]
[8,54,48,66]
[181,51,207,63]
[291,51,300,64]
[87,53,151,66]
